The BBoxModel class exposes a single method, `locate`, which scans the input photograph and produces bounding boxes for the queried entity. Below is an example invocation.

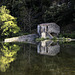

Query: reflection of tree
[0,43,75,75]
[9,43,75,75]
[0,43,20,72]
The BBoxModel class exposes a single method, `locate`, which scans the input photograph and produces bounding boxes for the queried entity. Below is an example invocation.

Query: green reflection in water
[0,42,75,75]
[0,43,20,72]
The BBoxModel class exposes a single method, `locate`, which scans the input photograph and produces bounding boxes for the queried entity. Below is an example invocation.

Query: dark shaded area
[0,0,75,35]
[0,42,75,75]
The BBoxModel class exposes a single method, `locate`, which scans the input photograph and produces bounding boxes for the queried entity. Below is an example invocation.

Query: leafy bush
[52,36,57,40]
[0,6,20,38]
[36,38,45,41]
[43,3,74,26]
[36,37,49,41]
[62,33,75,39]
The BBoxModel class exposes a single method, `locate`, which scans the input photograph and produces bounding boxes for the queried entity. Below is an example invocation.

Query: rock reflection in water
[37,40,60,56]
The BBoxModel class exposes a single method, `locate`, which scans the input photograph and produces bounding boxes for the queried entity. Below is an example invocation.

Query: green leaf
[0,6,20,37]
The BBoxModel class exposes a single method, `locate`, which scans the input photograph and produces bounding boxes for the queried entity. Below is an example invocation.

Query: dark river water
[0,41,75,75]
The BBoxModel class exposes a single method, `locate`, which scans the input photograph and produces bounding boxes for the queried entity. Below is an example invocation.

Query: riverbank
[60,32,75,39]
[4,34,38,44]
[60,23,75,39]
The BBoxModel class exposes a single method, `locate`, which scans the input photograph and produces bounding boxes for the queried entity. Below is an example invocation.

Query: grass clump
[36,37,49,41]
[59,32,75,39]
[36,38,45,41]
[52,36,57,40]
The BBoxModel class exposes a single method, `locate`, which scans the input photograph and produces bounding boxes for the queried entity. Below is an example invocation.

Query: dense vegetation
[0,43,20,72]
[0,0,75,39]
[0,42,75,73]
[0,6,20,38]
[0,0,75,73]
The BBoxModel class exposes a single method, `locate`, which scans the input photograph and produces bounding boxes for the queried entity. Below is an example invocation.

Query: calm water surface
[0,41,75,75]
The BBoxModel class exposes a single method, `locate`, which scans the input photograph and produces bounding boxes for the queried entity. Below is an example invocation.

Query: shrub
[0,6,20,38]
[43,3,74,26]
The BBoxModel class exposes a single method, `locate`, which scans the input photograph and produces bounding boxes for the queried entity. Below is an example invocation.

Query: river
[0,41,75,75]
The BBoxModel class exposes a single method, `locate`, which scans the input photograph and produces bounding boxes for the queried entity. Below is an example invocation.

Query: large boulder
[37,23,60,39]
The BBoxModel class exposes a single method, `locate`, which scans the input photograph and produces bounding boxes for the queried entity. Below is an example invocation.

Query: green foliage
[0,6,10,14]
[36,37,49,41]
[52,35,72,42]
[61,32,75,39]
[59,34,63,38]
[0,43,20,72]
[0,6,20,37]
[0,0,74,35]
[36,38,45,41]
[43,3,74,25]
[52,36,57,40]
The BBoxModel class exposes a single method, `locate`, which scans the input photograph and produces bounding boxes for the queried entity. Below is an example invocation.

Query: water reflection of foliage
[8,43,75,75]
[0,43,75,75]
[0,43,20,72]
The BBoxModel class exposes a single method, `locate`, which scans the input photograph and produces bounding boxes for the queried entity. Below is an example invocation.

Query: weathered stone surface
[4,34,38,44]
[37,23,60,39]
[4,23,60,43]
